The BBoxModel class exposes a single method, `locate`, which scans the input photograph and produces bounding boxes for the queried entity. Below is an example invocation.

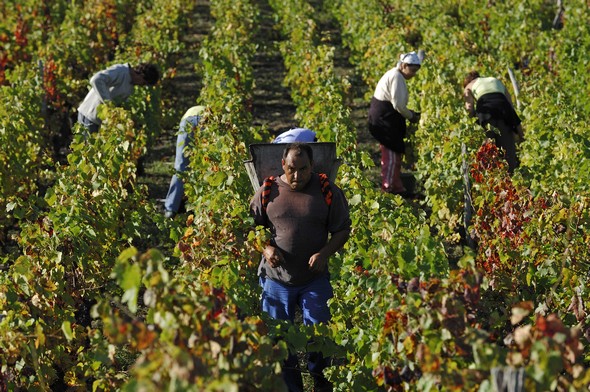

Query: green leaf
[62,321,73,341]
[35,321,46,348]
[287,326,309,351]
[207,171,227,187]
[118,247,138,262]
[121,263,141,313]
[349,194,362,206]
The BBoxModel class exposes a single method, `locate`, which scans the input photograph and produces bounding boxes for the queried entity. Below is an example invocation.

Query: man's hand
[308,229,350,272]
[308,252,328,272]
[263,245,284,268]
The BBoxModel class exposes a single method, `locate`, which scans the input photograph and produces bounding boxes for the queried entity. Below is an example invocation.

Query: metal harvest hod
[244,142,342,191]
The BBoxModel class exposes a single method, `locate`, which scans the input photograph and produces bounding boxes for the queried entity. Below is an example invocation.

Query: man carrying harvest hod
[250,142,351,392]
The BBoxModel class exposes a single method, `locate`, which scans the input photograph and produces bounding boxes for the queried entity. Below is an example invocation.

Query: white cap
[400,51,421,66]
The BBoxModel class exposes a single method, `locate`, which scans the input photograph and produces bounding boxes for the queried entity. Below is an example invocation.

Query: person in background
[462,71,524,173]
[368,51,421,195]
[164,105,205,219]
[250,143,351,392]
[77,62,160,134]
[272,127,317,143]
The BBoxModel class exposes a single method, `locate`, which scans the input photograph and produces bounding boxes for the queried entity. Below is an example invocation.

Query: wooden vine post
[462,142,475,250]
[553,0,564,29]
[507,67,521,111]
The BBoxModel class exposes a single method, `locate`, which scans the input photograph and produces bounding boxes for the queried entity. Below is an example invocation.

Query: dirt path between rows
[139,1,210,204]
[251,0,298,135]
[248,0,380,177]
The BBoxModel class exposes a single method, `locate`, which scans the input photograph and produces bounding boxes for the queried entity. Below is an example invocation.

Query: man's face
[282,149,313,191]
[131,69,148,86]
[400,63,420,80]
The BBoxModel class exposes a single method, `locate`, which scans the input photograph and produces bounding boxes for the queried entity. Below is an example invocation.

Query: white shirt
[77,63,134,124]
[373,66,413,120]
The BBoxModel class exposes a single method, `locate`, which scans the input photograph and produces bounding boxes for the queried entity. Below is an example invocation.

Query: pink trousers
[380,145,405,193]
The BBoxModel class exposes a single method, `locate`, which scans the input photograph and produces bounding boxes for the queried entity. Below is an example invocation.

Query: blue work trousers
[164,116,198,213]
[260,276,333,392]
[77,112,100,138]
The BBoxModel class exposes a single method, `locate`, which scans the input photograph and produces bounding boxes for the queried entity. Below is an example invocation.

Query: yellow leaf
[35,322,45,348]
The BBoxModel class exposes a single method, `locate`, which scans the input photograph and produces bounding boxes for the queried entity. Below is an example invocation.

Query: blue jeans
[260,276,333,392]
[164,116,199,213]
[77,112,100,137]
